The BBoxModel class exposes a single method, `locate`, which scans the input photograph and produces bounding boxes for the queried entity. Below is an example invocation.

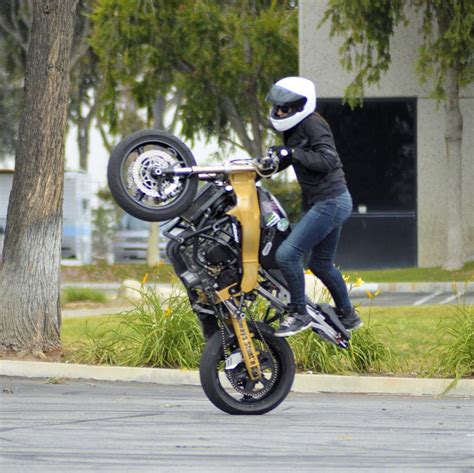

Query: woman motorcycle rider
[266,76,361,337]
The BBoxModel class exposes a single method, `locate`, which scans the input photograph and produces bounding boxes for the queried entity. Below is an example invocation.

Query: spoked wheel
[107,129,198,221]
[200,322,295,415]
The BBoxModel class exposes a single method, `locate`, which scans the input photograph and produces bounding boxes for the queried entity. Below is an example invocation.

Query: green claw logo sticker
[277,218,289,232]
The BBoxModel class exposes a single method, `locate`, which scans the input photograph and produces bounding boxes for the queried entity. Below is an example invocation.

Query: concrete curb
[1,360,472,398]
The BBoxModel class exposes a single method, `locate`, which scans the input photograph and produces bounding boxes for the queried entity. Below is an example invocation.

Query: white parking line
[413,291,443,306]
[439,292,464,305]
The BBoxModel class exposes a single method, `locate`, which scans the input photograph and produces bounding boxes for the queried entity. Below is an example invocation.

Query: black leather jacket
[280,112,348,210]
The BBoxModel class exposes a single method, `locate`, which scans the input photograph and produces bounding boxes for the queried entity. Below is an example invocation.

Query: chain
[220,322,249,396]
[245,301,279,397]
[220,295,279,399]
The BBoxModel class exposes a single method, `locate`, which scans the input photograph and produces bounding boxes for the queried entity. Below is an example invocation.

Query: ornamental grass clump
[113,286,204,369]
[343,326,400,374]
[289,324,399,375]
[72,283,204,369]
[289,330,345,373]
[72,321,122,366]
[429,290,473,380]
[342,287,400,374]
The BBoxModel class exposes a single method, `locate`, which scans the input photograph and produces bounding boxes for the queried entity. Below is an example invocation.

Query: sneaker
[338,307,362,331]
[275,313,312,337]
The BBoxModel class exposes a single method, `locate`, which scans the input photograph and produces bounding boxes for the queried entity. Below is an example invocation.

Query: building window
[318,98,416,213]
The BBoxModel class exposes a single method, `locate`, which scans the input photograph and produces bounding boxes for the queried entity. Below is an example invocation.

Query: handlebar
[157,155,280,179]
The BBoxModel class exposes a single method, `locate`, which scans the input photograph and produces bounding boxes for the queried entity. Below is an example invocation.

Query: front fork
[216,170,263,381]
[221,299,262,381]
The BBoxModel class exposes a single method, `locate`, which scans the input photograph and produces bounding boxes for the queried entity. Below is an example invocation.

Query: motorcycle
[107,129,350,415]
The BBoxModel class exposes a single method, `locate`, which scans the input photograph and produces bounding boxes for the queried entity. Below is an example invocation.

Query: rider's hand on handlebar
[268,145,293,161]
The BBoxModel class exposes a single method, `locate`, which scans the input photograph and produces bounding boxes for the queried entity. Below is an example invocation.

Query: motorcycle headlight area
[129,148,183,203]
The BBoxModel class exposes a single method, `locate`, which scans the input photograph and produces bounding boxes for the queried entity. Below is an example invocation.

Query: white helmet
[266,77,317,132]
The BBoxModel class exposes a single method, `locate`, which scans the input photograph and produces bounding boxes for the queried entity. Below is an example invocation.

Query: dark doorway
[318,98,417,269]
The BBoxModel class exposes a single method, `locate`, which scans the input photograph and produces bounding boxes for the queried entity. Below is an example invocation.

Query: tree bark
[442,67,464,270]
[147,222,160,267]
[77,100,97,170]
[0,0,78,352]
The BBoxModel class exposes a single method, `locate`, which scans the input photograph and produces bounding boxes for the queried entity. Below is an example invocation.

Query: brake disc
[131,149,182,200]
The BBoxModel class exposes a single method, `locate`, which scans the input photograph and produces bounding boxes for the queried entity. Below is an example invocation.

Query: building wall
[299,0,474,267]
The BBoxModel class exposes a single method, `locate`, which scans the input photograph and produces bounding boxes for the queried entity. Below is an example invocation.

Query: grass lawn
[61,261,474,284]
[61,314,120,348]
[61,262,176,283]
[343,262,474,283]
[361,305,453,375]
[61,304,465,377]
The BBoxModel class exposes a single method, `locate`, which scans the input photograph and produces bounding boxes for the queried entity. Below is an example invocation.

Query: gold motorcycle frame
[174,163,273,381]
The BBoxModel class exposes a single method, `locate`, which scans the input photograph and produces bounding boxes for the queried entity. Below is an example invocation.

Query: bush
[343,326,400,374]
[429,301,473,379]
[61,287,108,305]
[289,331,344,373]
[288,324,399,374]
[66,278,399,376]
[72,285,204,369]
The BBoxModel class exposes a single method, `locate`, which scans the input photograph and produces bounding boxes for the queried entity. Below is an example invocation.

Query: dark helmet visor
[266,84,307,108]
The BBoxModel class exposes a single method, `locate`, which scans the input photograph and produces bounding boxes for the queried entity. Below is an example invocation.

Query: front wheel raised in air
[199,322,295,415]
[107,129,198,222]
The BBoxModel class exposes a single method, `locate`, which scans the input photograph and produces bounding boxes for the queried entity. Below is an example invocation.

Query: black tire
[107,129,198,222]
[199,322,295,415]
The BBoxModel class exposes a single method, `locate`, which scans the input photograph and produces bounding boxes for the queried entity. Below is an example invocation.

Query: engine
[177,218,242,293]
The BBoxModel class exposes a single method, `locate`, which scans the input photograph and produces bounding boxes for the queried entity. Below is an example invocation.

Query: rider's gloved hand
[268,145,293,161]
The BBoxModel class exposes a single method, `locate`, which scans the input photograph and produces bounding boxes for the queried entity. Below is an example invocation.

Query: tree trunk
[146,95,166,267]
[221,95,259,156]
[147,222,160,267]
[442,67,464,270]
[77,101,98,171]
[0,0,78,352]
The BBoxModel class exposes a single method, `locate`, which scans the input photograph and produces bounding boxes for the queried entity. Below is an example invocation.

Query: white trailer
[0,169,92,264]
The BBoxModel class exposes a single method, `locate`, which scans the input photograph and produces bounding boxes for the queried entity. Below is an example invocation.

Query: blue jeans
[275,190,353,311]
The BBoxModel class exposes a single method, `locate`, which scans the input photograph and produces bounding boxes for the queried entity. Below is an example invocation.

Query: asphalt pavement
[1,377,473,473]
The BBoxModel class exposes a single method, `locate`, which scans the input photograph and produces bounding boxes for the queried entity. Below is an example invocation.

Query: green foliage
[289,324,399,374]
[261,178,302,223]
[71,285,204,368]
[0,68,21,159]
[344,325,400,373]
[63,303,473,378]
[90,0,298,155]
[0,1,26,159]
[416,0,474,96]
[429,301,474,379]
[289,331,343,373]
[321,0,474,105]
[110,287,204,368]
[321,0,406,106]
[61,287,108,305]
[0,0,100,167]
